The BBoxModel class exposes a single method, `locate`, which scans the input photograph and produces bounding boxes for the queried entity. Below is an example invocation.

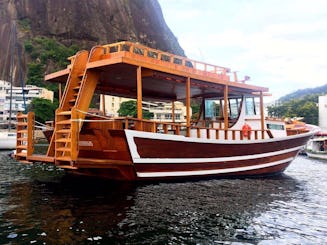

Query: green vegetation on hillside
[22,36,79,121]
[24,36,79,91]
[118,100,154,119]
[267,94,318,125]
[27,97,59,123]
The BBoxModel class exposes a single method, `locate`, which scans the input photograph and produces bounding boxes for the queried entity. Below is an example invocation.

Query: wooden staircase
[47,47,104,167]
[15,112,34,162]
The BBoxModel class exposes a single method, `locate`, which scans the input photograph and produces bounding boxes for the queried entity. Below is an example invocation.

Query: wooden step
[17,122,28,126]
[17,115,28,119]
[56,156,72,162]
[17,137,28,141]
[58,111,72,116]
[17,145,27,149]
[15,152,27,157]
[55,138,71,143]
[56,120,71,125]
[17,130,28,134]
[56,147,71,152]
[57,129,71,134]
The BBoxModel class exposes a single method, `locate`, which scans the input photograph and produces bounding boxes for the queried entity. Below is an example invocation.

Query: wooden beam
[186,77,191,137]
[101,94,106,116]
[58,83,62,102]
[260,91,265,139]
[137,66,143,119]
[224,85,229,139]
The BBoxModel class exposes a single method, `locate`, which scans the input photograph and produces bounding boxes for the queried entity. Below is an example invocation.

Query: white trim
[136,157,294,178]
[124,129,311,161]
[133,145,303,164]
[125,128,313,144]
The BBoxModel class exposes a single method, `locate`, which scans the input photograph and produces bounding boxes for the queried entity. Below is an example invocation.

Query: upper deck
[45,41,268,101]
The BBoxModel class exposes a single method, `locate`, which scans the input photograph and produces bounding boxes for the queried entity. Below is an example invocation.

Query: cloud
[158,0,327,99]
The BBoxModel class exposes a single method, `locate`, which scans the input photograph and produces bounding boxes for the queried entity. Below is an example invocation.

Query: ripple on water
[0,152,326,244]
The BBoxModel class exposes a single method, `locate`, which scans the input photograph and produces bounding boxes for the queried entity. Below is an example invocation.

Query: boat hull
[125,130,313,180]
[305,152,327,160]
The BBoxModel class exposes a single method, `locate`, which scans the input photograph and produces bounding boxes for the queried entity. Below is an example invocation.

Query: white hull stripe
[136,157,294,178]
[133,146,303,164]
[124,129,311,160]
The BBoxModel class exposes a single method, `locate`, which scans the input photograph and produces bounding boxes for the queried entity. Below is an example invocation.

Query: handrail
[102,41,232,80]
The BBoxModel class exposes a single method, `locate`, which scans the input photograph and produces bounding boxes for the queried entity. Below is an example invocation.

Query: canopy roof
[45,42,269,101]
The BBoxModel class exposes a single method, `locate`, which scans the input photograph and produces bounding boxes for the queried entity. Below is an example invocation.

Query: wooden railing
[101,41,231,81]
[82,117,273,140]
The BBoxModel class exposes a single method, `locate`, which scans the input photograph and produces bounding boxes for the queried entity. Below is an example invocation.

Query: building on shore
[100,95,188,123]
[0,80,54,127]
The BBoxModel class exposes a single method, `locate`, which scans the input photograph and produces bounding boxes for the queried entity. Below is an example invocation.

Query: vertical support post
[172,100,175,123]
[58,83,62,102]
[27,112,35,156]
[233,72,238,82]
[260,91,265,139]
[101,94,106,116]
[137,66,143,120]
[224,85,229,139]
[186,77,191,137]
[71,107,78,161]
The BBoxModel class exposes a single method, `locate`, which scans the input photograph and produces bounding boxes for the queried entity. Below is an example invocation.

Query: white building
[0,80,54,124]
[100,95,188,123]
[319,95,327,130]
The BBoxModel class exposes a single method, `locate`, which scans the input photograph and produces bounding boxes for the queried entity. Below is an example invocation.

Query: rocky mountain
[0,0,184,86]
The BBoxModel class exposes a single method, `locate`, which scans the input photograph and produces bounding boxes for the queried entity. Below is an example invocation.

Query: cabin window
[205,99,221,119]
[245,97,256,116]
[229,98,241,119]
[267,124,285,130]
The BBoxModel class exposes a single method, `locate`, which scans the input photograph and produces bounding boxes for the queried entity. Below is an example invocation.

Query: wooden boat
[305,132,327,160]
[14,42,315,180]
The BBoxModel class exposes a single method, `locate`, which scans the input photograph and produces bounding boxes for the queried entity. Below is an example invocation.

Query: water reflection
[0,154,304,244]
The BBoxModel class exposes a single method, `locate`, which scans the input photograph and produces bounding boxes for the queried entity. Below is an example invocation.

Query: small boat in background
[305,132,327,160]
[0,131,16,150]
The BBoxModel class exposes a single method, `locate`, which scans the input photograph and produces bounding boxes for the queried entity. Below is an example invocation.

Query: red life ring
[242,123,252,138]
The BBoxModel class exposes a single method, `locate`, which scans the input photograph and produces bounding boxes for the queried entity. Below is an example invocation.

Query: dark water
[0,151,326,244]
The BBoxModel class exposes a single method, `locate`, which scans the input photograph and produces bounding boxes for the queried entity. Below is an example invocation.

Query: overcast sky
[158,0,327,101]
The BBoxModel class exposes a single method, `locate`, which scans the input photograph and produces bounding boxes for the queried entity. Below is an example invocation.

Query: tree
[267,94,318,125]
[27,98,58,123]
[118,100,153,119]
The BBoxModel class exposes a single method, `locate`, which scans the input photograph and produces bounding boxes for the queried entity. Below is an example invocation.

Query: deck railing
[79,116,272,141]
[101,41,232,81]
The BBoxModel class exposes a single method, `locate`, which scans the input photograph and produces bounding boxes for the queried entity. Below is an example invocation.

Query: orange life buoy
[242,123,252,138]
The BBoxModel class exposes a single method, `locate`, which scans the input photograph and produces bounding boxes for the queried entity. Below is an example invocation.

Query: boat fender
[242,123,252,138]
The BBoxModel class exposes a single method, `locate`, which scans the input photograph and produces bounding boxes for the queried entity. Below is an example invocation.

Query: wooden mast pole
[172,100,175,123]
[260,91,265,139]
[186,77,191,137]
[137,66,143,120]
[224,85,229,139]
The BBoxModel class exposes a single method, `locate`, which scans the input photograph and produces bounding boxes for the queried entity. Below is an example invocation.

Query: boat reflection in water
[1,163,303,244]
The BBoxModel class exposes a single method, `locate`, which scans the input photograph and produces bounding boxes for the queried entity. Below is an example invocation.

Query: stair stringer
[46,50,89,157]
